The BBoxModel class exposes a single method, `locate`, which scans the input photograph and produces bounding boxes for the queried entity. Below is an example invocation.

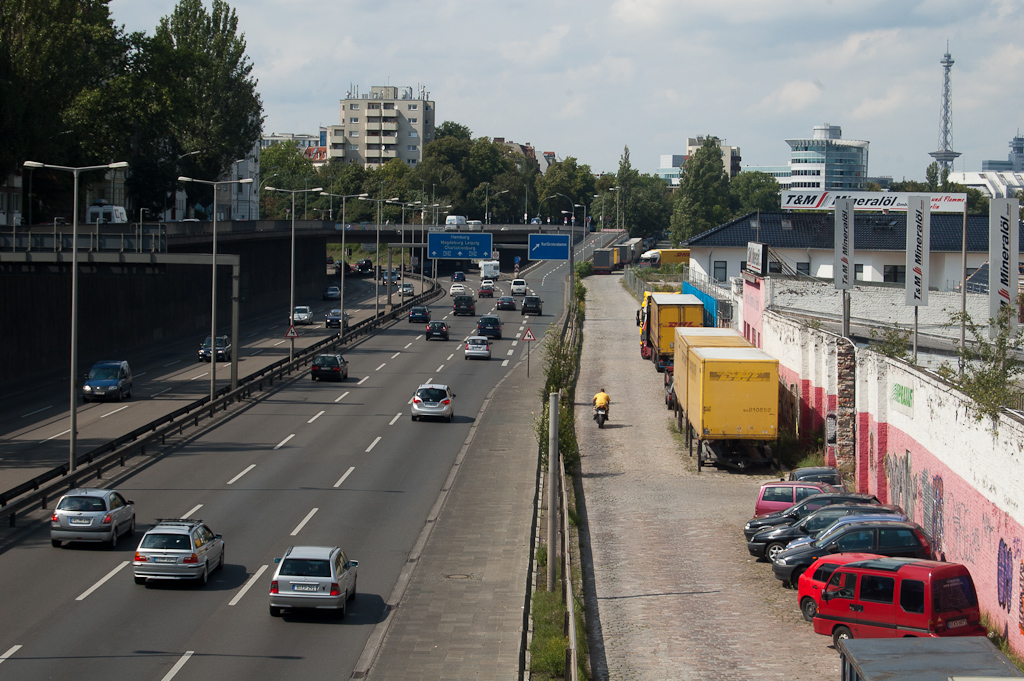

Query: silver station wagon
[269,545,358,617]
[133,518,225,586]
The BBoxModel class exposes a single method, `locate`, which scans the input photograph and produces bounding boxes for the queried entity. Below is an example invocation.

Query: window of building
[713,261,727,282]
[368,103,380,110]
[334,128,343,136]
[768,262,782,274]
[407,145,418,152]
[331,143,343,150]
[349,103,359,110]
[367,144,380,150]
[408,131,418,138]
[855,264,864,281]
[349,118,358,124]
[409,118,418,124]
[883,265,906,283]
[408,104,418,110]
[349,144,359,150]
[796,262,810,275]
[350,131,359,137]
[740,260,746,271]
[383,103,395,109]
[409,159,417,165]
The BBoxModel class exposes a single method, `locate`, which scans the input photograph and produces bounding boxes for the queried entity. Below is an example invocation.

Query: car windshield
[412,307,426,313]
[140,533,191,550]
[469,339,487,347]
[417,388,448,401]
[279,558,331,577]
[295,307,310,314]
[429,322,445,329]
[329,310,341,316]
[88,366,119,380]
[58,496,106,511]
[481,318,498,325]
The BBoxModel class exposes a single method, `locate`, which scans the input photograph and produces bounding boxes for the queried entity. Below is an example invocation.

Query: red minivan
[797,553,882,622]
[814,557,986,646]
[754,481,837,517]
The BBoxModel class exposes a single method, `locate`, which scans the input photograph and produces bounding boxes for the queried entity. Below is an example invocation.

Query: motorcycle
[593,405,608,428]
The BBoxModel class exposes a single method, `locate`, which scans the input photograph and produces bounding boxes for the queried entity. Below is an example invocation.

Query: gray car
[464,335,491,360]
[411,384,456,422]
[50,488,135,548]
[292,305,313,325]
[133,518,225,586]
[269,545,358,617]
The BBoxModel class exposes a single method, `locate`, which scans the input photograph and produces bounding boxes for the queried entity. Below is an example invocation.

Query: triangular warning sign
[285,325,300,338]
[522,328,536,342]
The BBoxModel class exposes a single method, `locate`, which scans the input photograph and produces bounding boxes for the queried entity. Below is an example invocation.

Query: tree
[435,121,472,141]
[625,175,672,237]
[729,171,780,215]
[534,157,595,223]
[258,141,315,218]
[670,137,731,243]
[925,162,941,191]
[616,146,640,232]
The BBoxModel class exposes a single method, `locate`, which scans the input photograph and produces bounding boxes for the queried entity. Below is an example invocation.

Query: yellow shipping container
[671,328,751,422]
[645,293,704,371]
[686,346,778,441]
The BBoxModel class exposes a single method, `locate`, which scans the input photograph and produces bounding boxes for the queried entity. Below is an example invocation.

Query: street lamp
[265,185,323,361]
[321,191,368,330]
[358,193,400,317]
[485,185,508,225]
[23,159,128,472]
[259,173,280,219]
[179,175,253,401]
[609,186,620,231]
[387,199,422,275]
[538,195,557,230]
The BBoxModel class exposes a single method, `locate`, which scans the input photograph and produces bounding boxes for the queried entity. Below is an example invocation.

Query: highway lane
[0,257,569,680]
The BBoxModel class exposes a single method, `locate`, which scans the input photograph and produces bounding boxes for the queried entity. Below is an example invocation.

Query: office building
[744,124,869,191]
[325,85,435,168]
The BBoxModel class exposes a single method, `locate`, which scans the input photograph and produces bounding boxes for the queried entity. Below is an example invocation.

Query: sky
[109,0,1024,182]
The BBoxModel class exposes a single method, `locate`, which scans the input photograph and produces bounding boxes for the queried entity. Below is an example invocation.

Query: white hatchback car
[510,279,527,295]
[465,335,491,360]
[269,545,358,617]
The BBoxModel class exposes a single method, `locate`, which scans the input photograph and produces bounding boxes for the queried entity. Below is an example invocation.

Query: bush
[575,261,594,278]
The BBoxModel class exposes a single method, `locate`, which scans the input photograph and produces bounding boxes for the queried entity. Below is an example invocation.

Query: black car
[452,295,475,316]
[325,309,348,329]
[425,321,449,341]
[476,315,502,339]
[772,520,931,586]
[496,296,516,311]
[310,353,348,381]
[198,335,232,362]
[789,466,845,491]
[742,492,881,541]
[354,259,374,274]
[521,295,542,315]
[747,503,904,562]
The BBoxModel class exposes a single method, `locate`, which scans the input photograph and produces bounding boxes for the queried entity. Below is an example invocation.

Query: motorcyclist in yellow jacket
[593,389,611,420]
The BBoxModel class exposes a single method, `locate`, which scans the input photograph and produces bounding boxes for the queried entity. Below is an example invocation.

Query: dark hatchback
[409,306,431,323]
[521,295,542,315]
[198,335,231,362]
[424,321,449,341]
[476,315,502,339]
[748,503,905,562]
[82,360,133,402]
[452,295,475,316]
[497,296,516,311]
[743,492,882,541]
[790,466,845,491]
[772,520,931,586]
[451,271,466,282]
[310,353,348,381]
[325,309,348,329]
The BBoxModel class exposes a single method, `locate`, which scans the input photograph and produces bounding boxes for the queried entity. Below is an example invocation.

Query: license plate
[948,618,967,629]
[69,518,91,525]
[292,584,318,592]
[153,556,177,563]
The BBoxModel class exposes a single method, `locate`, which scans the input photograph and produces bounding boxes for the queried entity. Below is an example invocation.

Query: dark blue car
[409,306,431,323]
[476,315,502,339]
[82,360,133,402]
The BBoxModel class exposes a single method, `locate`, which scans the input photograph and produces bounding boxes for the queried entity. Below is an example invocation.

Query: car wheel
[217,547,225,571]
[448,413,454,423]
[832,625,853,647]
[198,564,208,587]
[127,515,135,537]
[411,414,417,421]
[765,542,787,563]
[800,596,818,622]
[108,525,119,550]
[338,594,347,618]
[51,539,62,548]
[125,385,132,399]
[312,375,317,381]
[349,576,357,600]
[135,576,147,585]
[269,605,282,617]
[788,567,806,587]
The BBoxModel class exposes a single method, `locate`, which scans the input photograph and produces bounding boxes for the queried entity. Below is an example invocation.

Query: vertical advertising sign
[834,198,854,290]
[989,198,1020,338]
[906,196,930,306]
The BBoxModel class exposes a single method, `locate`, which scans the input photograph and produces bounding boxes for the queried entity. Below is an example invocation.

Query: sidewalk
[362,335,545,680]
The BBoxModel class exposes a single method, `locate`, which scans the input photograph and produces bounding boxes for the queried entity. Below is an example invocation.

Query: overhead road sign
[528,233,570,261]
[428,233,493,260]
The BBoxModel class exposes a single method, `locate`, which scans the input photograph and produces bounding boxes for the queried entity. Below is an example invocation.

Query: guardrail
[0,279,445,527]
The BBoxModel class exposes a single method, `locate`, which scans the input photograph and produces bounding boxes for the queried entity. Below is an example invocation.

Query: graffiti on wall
[998,539,1014,613]
[920,471,944,556]
[884,450,916,523]
[1019,560,1024,636]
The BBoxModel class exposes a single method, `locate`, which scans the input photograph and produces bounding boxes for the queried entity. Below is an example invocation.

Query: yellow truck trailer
[685,346,779,471]
[640,293,704,371]
[667,327,751,414]
[639,248,690,267]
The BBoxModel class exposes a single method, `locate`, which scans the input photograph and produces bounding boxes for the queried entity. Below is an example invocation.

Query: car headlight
[744,521,752,530]
[774,556,788,565]
[83,385,92,392]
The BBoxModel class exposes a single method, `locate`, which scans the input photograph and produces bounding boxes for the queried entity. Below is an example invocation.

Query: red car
[797,553,881,622]
[478,284,494,298]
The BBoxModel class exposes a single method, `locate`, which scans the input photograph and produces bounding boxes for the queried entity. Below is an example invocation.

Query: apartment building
[325,85,435,168]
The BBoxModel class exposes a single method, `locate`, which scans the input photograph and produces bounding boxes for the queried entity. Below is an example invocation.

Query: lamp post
[609,186,620,231]
[485,185,508,225]
[23,159,129,472]
[321,191,368,330]
[259,173,280,219]
[387,199,421,272]
[538,195,557,230]
[178,175,253,401]
[359,193,400,316]
[168,150,202,220]
[265,185,323,361]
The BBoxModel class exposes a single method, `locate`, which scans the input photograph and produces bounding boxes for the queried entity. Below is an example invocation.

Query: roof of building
[682,211,1021,253]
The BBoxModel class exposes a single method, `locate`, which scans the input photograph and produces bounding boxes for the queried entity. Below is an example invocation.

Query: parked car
[748,504,905,562]
[786,511,911,552]
[452,295,475,316]
[409,306,431,323]
[521,295,542,315]
[269,545,358,617]
[292,306,313,325]
[476,315,502,339]
[424,321,449,341]
[752,481,839,518]
[790,466,845,491]
[814,557,985,645]
[198,335,231,362]
[478,283,495,298]
[411,384,456,422]
[772,520,932,586]
[133,518,225,586]
[325,309,349,329]
[82,360,133,402]
[310,353,348,381]
[797,553,882,622]
[450,283,468,296]
[497,296,516,311]
[50,488,135,548]
[510,279,527,296]
[322,285,341,300]
[744,492,882,541]
[451,271,466,282]
[465,335,491,360]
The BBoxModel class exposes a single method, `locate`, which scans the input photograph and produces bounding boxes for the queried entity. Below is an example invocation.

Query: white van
[444,215,468,231]
[86,203,128,224]
[466,220,483,231]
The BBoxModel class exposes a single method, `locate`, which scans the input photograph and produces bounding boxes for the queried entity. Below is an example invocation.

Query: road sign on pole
[522,328,536,341]
[427,232,493,260]
[523,327,536,376]
[528,233,570,261]
[286,325,299,338]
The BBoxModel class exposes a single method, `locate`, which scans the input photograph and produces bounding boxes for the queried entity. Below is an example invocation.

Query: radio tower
[929,44,961,174]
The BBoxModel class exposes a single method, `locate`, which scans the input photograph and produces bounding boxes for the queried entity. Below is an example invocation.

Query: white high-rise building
[325,85,435,168]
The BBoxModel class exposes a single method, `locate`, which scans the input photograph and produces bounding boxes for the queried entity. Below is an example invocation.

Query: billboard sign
[782,191,966,213]
[989,198,1020,338]
[834,198,854,290]
[906,196,930,307]
[746,242,766,276]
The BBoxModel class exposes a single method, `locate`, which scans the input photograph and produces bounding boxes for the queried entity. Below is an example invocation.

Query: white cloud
[758,81,824,114]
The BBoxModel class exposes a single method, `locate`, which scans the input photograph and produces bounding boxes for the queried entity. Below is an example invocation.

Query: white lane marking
[101,405,130,418]
[358,376,368,385]
[518,326,524,331]
[40,428,71,444]
[274,340,286,346]
[436,364,444,372]
[274,434,295,450]
[152,388,172,397]
[182,504,203,519]
[76,561,130,601]
[246,331,260,337]
[511,340,518,346]
[404,342,413,349]
[507,349,515,356]
[425,376,433,384]
[308,410,325,424]
[163,360,181,367]
[502,359,510,366]
[160,650,195,681]
[0,645,22,665]
[227,464,256,485]
[22,405,52,418]
[375,363,386,371]
[228,564,268,606]
[251,349,264,356]
[135,372,147,378]
[389,412,402,426]
[407,397,414,404]
[447,353,454,360]
[335,391,350,402]
[443,314,449,320]
[366,436,381,452]
[391,352,401,359]
[191,372,209,380]
[290,508,319,536]
[334,466,356,488]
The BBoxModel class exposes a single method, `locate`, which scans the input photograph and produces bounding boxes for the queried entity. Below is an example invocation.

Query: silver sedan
[50,488,135,549]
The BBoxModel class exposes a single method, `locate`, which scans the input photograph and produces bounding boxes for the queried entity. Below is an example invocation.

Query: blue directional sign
[528,233,570,261]
[428,233,494,260]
